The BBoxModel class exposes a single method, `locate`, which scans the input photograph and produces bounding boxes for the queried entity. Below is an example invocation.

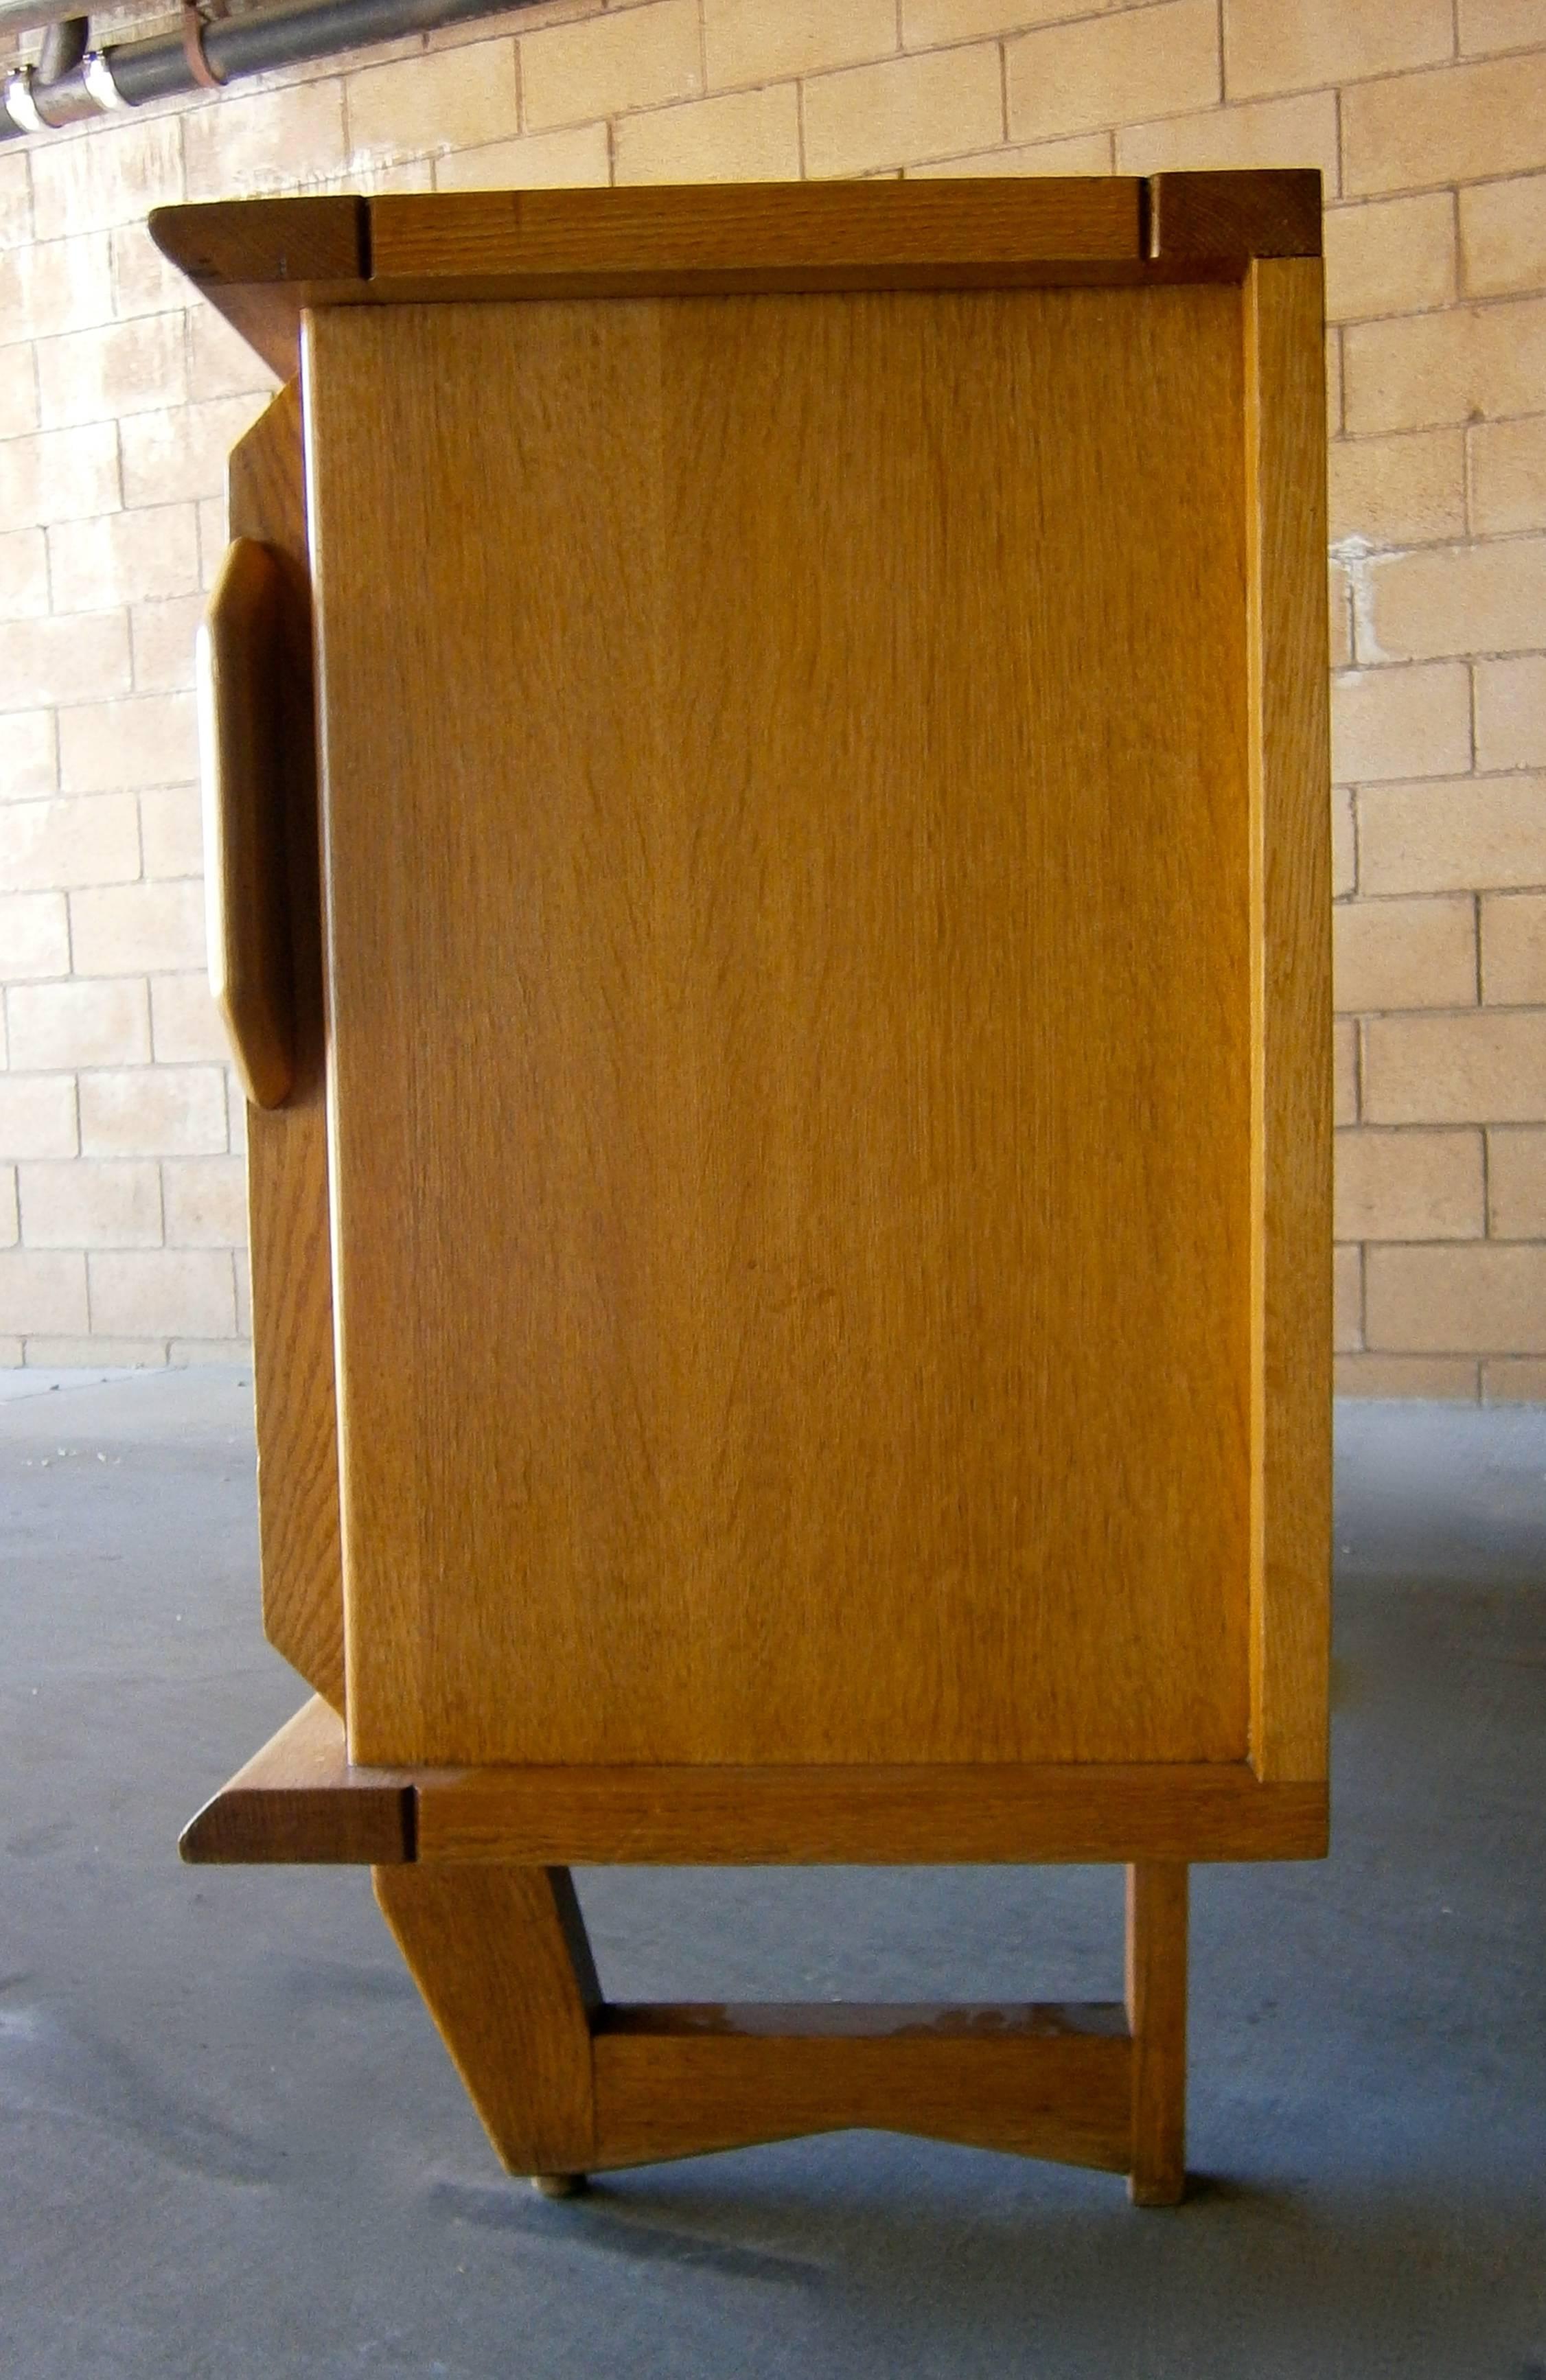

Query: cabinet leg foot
[373,1863,600,2177]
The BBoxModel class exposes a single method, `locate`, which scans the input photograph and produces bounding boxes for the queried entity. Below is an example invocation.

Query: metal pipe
[1,0,539,137]
[36,12,85,67]
[20,12,93,122]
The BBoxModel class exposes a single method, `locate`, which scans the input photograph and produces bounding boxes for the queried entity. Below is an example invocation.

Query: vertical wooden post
[374,1863,599,2186]
[1125,1861,1188,2206]
[1242,251,1333,1788]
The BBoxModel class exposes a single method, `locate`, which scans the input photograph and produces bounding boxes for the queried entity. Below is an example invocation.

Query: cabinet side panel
[227,380,345,1713]
[307,290,1252,1770]
[1245,257,1332,1783]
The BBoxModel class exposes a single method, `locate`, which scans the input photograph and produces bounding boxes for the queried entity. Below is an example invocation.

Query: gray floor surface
[1,1369,1542,2379]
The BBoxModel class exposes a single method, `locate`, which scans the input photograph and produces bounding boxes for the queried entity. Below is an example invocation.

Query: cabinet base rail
[180,1694,1326,1867]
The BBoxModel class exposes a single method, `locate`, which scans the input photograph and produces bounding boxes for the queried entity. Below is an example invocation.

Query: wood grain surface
[151,183,1146,380]
[306,284,1254,1773]
[226,384,345,1712]
[150,177,1321,382]
[150,196,367,380]
[374,1862,599,2176]
[367,178,1142,285]
[180,1695,410,1864]
[198,538,295,1109]
[176,1697,1327,1862]
[413,1761,1326,1865]
[592,2000,1133,2173]
[1149,170,1322,262]
[1244,257,1333,1784]
[153,194,366,288]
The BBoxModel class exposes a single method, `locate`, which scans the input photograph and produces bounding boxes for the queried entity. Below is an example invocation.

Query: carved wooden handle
[198,538,296,1110]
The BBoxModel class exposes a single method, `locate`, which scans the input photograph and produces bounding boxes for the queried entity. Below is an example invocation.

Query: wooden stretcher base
[181,1697,1315,2204]
[373,1858,1188,2206]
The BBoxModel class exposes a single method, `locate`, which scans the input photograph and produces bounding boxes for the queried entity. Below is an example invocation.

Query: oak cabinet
[164,174,1330,2202]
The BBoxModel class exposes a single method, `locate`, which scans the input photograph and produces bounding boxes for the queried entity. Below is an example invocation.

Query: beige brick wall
[2,0,1545,1395]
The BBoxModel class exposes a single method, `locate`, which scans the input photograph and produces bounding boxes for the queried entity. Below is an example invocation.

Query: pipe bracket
[180,0,225,88]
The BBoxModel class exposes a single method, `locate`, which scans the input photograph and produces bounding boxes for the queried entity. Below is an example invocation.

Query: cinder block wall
[1,0,1545,1391]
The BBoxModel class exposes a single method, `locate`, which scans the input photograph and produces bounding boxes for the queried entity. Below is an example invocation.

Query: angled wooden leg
[1125,1861,1188,2206]
[373,1863,599,2186]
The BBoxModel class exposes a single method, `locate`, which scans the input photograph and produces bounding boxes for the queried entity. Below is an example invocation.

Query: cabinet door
[303,286,1295,1773]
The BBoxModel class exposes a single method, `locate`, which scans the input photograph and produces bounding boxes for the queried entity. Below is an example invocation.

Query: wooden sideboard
[160,172,1330,2205]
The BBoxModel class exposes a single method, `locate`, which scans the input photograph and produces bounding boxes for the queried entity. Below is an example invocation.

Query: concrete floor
[1,1370,1543,2380]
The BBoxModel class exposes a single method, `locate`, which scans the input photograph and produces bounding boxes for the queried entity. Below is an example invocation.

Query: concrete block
[1358,776,1546,894]
[58,694,198,796]
[1488,1124,1546,1234]
[161,1155,246,1248]
[79,1067,229,1157]
[0,795,141,892]
[0,422,120,531]
[1481,891,1546,1003]
[1225,0,1451,101]
[807,43,1003,178]
[1470,416,1546,537]
[88,1248,235,1339]
[18,1157,162,1249]
[521,1,700,132]
[1330,665,1471,784]
[150,973,229,1066]
[616,86,800,184]
[1117,89,1337,181]
[0,1249,89,1334]
[1344,297,1546,435]
[0,890,70,982]
[35,314,185,434]
[0,1074,78,1159]
[1008,0,1218,147]
[434,125,610,191]
[8,978,152,1071]
[30,114,183,242]
[1343,51,1546,196]
[1334,894,1477,1010]
[712,0,895,85]
[1328,427,1465,548]
[1363,1008,1546,1122]
[1475,656,1546,773]
[1335,1126,1485,1240]
[1324,193,1456,324]
[348,40,519,161]
[0,715,56,803]
[69,881,207,979]
[47,506,200,616]
[1366,1240,1546,1353]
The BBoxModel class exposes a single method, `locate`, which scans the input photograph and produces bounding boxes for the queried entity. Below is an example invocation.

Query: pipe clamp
[2,65,44,133]
[82,49,126,108]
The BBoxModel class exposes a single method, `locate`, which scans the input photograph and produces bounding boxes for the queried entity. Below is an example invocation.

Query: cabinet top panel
[149,172,1320,382]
